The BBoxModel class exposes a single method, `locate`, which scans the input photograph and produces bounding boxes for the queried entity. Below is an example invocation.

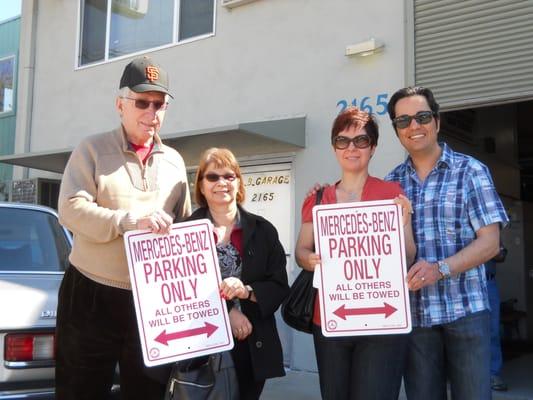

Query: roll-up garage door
[414,0,533,110]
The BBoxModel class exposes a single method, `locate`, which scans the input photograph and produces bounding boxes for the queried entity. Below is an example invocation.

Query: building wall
[20,0,408,370]
[24,0,407,165]
[0,16,20,189]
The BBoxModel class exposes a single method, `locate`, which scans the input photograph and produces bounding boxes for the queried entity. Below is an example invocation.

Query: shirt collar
[404,142,453,174]
[437,142,454,169]
[119,125,163,153]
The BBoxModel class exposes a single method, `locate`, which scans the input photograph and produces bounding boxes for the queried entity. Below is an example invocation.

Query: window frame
[0,54,16,118]
[75,0,216,69]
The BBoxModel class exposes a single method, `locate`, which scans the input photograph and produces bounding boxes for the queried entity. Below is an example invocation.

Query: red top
[213,226,243,255]
[300,176,404,326]
[129,141,154,165]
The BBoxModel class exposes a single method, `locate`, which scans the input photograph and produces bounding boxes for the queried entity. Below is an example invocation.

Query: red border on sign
[126,221,233,362]
[314,202,410,334]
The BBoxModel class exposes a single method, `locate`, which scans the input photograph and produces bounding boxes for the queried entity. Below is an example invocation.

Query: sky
[0,0,21,23]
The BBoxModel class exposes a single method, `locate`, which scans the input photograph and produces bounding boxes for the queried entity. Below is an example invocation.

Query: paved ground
[262,352,533,399]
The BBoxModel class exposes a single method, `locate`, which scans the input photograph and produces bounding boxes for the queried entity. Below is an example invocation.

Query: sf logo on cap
[145,66,159,82]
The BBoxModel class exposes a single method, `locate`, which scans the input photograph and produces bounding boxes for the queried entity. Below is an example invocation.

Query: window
[0,208,71,272]
[78,0,215,66]
[0,56,15,114]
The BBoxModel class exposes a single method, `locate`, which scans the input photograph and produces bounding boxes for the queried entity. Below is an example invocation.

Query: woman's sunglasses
[332,134,372,150]
[203,173,237,183]
[392,111,435,129]
[121,97,168,111]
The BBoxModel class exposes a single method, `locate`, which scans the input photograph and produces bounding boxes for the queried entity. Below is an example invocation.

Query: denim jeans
[312,324,408,400]
[55,266,167,400]
[404,310,491,400]
[487,278,503,376]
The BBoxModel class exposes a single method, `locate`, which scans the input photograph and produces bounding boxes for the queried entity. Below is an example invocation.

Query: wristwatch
[245,285,254,300]
[437,261,451,279]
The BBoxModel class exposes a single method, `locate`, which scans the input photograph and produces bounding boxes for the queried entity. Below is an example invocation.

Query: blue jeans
[487,278,503,376]
[404,310,491,400]
[312,324,408,400]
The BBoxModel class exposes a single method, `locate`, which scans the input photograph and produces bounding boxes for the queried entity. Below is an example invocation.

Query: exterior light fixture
[345,38,384,57]
[221,0,260,8]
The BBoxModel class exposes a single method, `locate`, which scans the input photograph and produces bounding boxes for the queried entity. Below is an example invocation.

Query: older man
[385,86,508,400]
[56,56,191,400]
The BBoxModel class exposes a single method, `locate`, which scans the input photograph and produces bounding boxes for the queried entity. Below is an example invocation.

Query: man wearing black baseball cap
[119,56,174,98]
[56,56,191,400]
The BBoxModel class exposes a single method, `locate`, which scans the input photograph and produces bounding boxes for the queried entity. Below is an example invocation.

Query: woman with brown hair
[295,107,416,399]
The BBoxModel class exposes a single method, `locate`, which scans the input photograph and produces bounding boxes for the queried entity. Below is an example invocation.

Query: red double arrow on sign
[155,322,219,346]
[333,302,397,320]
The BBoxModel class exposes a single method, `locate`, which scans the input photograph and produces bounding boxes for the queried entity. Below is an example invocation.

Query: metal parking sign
[124,219,233,367]
[313,200,411,337]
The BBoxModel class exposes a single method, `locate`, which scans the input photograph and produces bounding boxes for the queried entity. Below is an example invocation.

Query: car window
[0,208,70,272]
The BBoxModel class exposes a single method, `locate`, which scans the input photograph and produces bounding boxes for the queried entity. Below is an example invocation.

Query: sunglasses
[122,97,168,111]
[203,173,237,183]
[332,134,372,150]
[392,111,435,129]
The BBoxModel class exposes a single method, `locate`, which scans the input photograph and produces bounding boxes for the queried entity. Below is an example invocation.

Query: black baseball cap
[119,56,173,98]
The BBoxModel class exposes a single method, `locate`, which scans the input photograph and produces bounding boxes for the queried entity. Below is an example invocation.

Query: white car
[0,202,71,399]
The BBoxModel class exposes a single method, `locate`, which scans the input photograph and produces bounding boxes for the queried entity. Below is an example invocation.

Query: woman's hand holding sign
[393,194,413,227]
[220,277,248,300]
[307,252,322,269]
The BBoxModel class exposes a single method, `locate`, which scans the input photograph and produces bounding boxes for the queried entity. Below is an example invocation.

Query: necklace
[337,185,360,202]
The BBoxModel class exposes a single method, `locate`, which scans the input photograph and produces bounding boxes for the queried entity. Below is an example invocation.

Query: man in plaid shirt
[385,86,508,400]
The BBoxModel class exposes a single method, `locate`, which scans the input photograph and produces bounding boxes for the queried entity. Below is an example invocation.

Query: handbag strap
[311,188,323,253]
[316,188,324,205]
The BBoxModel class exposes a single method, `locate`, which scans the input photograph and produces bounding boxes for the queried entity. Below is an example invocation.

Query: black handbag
[281,269,316,333]
[164,352,239,400]
[281,189,323,334]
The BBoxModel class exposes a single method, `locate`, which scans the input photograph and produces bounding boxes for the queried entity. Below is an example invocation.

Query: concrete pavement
[261,352,533,399]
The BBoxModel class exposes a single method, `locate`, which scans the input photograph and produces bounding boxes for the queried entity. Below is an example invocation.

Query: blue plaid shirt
[385,143,508,327]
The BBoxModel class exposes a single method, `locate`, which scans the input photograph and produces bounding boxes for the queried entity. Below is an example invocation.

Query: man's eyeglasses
[392,111,435,129]
[203,173,238,183]
[121,97,168,111]
[332,134,373,150]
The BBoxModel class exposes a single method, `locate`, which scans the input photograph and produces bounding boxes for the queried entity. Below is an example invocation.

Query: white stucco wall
[26,0,408,165]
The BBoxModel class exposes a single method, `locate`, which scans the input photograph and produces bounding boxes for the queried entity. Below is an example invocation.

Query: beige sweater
[58,127,191,289]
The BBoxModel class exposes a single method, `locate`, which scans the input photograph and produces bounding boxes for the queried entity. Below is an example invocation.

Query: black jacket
[187,205,289,380]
